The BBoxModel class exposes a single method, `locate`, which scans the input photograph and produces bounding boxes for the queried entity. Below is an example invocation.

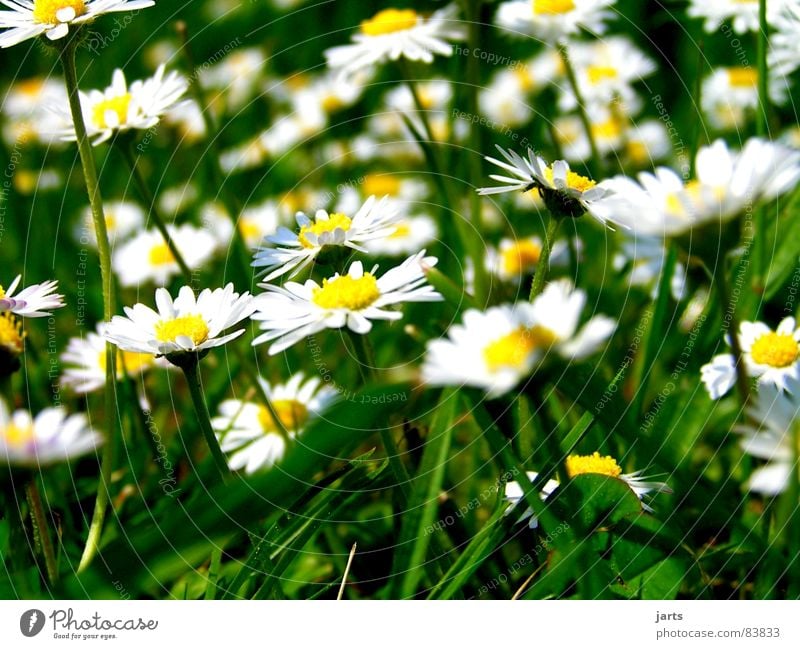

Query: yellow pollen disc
[239,219,262,242]
[99,349,153,376]
[566,451,623,478]
[586,65,618,84]
[363,174,402,197]
[543,165,596,192]
[502,240,542,275]
[627,140,649,164]
[592,116,623,140]
[258,399,309,432]
[361,8,419,35]
[91,93,132,130]
[514,67,535,91]
[388,223,411,240]
[312,273,380,311]
[727,67,758,88]
[18,78,46,96]
[483,325,556,371]
[104,211,116,231]
[298,212,352,249]
[154,315,210,346]
[533,0,575,16]
[148,243,175,266]
[0,314,24,354]
[32,0,86,24]
[321,94,345,113]
[750,332,800,368]
[4,422,35,448]
[0,285,5,299]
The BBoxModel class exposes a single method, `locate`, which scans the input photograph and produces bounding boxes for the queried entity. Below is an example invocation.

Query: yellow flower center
[592,116,624,140]
[91,93,133,130]
[566,451,623,478]
[18,78,46,96]
[98,349,154,376]
[363,174,402,197]
[533,0,575,16]
[4,422,35,448]
[514,67,535,91]
[727,67,758,88]
[312,273,380,311]
[0,285,6,299]
[148,243,175,266]
[32,0,86,24]
[321,93,345,113]
[501,240,542,275]
[297,212,352,249]
[154,315,210,346]
[361,9,419,35]
[750,332,800,368]
[543,165,596,192]
[258,399,309,432]
[626,140,649,164]
[239,219,262,243]
[388,222,411,239]
[586,65,619,84]
[483,325,557,371]
[0,314,24,355]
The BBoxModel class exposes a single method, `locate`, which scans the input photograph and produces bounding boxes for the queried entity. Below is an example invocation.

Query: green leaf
[552,475,643,533]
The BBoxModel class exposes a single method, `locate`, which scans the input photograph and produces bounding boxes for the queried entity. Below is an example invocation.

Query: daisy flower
[103,284,257,361]
[477,145,613,221]
[112,224,217,288]
[1,399,101,467]
[251,195,401,281]
[589,138,800,237]
[485,235,570,282]
[212,374,337,474]
[613,235,686,301]
[0,313,24,376]
[687,0,788,34]
[324,5,466,77]
[60,324,164,394]
[701,68,788,131]
[0,0,154,48]
[736,383,799,495]
[701,317,800,400]
[422,279,616,397]
[771,2,800,77]
[57,64,188,145]
[505,452,670,527]
[0,275,65,317]
[76,200,144,248]
[495,0,615,42]
[363,215,437,257]
[251,251,442,354]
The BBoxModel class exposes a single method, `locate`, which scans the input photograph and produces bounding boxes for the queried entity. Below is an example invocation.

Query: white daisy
[701,67,788,131]
[0,399,101,467]
[103,284,257,360]
[363,215,437,257]
[56,64,188,145]
[687,0,788,34]
[613,235,686,300]
[75,200,144,248]
[0,275,64,317]
[0,0,154,48]
[252,251,442,354]
[485,235,570,282]
[505,452,670,527]
[199,47,267,112]
[477,145,614,221]
[60,324,165,394]
[324,5,466,77]
[736,382,799,495]
[495,0,615,42]
[589,138,800,237]
[422,279,616,397]
[771,2,800,77]
[1,76,67,146]
[212,374,337,474]
[701,317,800,400]
[112,224,217,288]
[251,195,401,281]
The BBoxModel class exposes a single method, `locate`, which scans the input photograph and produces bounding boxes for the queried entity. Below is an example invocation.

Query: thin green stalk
[529,211,560,301]
[60,38,117,574]
[181,360,231,481]
[205,544,223,600]
[714,265,750,406]
[752,0,769,293]
[26,479,58,584]
[557,42,602,177]
[120,143,194,283]
[236,344,292,443]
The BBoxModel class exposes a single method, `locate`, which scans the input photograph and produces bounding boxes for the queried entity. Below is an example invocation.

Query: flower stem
[26,479,58,584]
[713,265,750,405]
[529,211,560,302]
[752,0,769,294]
[59,37,117,574]
[119,142,194,284]
[181,360,232,481]
[557,42,602,177]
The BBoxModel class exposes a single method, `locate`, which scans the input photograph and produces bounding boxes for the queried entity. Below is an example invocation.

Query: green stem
[558,42,602,177]
[714,265,750,406]
[529,211,560,302]
[26,479,58,584]
[205,544,223,600]
[181,360,232,481]
[60,37,117,574]
[753,0,769,293]
[120,143,194,284]
[236,344,292,443]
